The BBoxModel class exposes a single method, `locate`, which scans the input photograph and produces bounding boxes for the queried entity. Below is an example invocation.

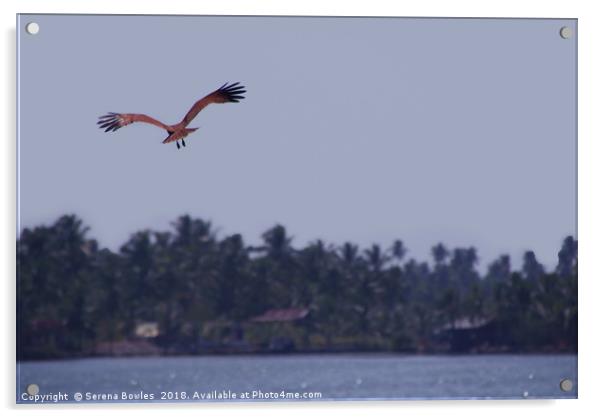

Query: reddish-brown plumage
[162,128,198,144]
[97,82,246,148]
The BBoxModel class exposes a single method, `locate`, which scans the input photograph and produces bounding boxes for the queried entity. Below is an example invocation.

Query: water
[17,354,577,403]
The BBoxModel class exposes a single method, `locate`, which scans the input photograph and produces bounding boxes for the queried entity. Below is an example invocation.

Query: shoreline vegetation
[18,351,578,364]
[17,215,577,360]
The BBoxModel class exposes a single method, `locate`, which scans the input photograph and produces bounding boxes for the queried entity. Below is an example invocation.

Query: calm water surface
[17,354,577,403]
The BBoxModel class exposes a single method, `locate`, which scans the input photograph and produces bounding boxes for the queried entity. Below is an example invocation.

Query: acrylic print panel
[16,14,577,403]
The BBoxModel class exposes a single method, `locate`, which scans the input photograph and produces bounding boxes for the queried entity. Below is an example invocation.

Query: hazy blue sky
[17,15,576,271]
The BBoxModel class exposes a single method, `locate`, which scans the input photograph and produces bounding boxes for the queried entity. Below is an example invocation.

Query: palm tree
[523,250,545,281]
[119,231,155,334]
[432,243,450,266]
[557,236,577,277]
[390,239,407,265]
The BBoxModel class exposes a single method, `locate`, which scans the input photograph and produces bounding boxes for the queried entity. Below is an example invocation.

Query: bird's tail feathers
[162,128,198,144]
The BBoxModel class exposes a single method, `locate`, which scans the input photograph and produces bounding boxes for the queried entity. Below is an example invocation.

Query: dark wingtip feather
[98,113,122,132]
[219,82,245,92]
[218,82,247,102]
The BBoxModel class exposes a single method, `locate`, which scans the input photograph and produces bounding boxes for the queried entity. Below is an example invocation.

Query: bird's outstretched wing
[97,113,171,132]
[180,82,246,127]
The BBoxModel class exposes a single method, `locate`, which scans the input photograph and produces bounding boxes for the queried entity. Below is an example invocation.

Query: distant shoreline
[17,215,578,363]
[18,348,578,362]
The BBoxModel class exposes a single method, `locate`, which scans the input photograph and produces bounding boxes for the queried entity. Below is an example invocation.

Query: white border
[2,1,600,417]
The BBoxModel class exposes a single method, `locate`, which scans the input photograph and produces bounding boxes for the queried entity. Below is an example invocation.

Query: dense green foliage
[17,214,577,359]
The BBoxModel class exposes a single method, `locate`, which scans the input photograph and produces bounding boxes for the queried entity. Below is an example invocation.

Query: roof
[436,317,491,332]
[135,322,159,338]
[250,308,310,323]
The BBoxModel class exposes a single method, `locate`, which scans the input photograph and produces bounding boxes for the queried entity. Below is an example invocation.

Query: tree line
[17,214,577,359]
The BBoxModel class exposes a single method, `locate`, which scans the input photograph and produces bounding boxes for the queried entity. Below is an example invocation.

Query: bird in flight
[97,82,246,149]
